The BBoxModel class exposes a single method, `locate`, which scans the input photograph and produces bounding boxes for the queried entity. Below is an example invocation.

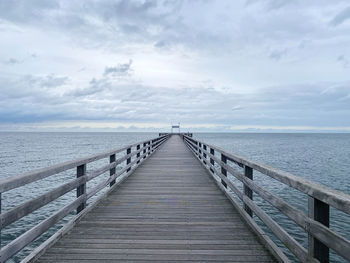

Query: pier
[0,134,349,262]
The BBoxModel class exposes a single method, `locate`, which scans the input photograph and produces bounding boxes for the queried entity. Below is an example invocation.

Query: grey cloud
[0,0,185,51]
[337,55,349,68]
[0,0,348,57]
[120,24,141,34]
[265,0,294,10]
[40,74,68,88]
[99,0,158,21]
[0,0,59,24]
[104,60,133,76]
[1,1,350,129]
[154,40,167,48]
[245,0,294,10]
[3,54,38,65]
[269,49,287,60]
[330,6,350,26]
[69,78,110,97]
[4,58,21,65]
[2,68,350,127]
[0,74,68,100]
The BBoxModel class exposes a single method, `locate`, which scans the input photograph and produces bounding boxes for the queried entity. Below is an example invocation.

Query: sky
[0,0,350,132]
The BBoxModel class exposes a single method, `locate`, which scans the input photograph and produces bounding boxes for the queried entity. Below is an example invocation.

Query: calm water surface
[0,132,349,262]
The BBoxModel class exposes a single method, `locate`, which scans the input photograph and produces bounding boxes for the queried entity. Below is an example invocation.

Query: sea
[0,132,349,262]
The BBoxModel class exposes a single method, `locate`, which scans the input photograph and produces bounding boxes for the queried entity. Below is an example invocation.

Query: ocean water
[0,132,349,262]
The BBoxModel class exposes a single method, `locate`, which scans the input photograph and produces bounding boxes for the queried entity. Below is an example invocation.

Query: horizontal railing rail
[184,135,350,263]
[0,134,170,262]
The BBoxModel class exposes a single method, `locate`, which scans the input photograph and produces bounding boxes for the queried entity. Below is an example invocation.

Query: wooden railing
[0,134,169,262]
[184,135,350,263]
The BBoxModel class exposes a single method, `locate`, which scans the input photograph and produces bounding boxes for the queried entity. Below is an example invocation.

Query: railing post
[0,192,2,249]
[152,139,156,151]
[308,196,330,263]
[143,142,147,159]
[136,144,140,164]
[126,147,131,172]
[244,165,253,217]
[210,148,215,173]
[221,154,227,188]
[198,142,202,159]
[109,154,116,187]
[203,144,207,164]
[76,164,86,213]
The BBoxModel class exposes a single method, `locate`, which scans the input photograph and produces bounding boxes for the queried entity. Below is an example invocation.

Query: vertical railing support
[0,192,2,249]
[126,147,131,172]
[210,148,215,174]
[308,197,330,263]
[143,142,147,159]
[109,154,116,187]
[148,141,151,155]
[198,142,202,159]
[203,144,207,165]
[136,144,140,164]
[244,165,253,217]
[221,154,227,188]
[76,164,86,213]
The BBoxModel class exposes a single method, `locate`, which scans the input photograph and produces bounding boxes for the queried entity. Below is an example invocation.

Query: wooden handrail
[0,134,170,262]
[184,135,350,263]
[0,135,168,193]
[184,136,350,214]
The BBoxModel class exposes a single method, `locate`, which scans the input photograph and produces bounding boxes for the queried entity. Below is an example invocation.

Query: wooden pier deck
[36,135,276,262]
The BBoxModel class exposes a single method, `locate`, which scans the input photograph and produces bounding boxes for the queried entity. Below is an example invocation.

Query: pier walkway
[2,134,349,263]
[36,135,276,262]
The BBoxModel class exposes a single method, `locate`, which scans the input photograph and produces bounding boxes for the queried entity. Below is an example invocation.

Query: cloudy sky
[1,0,350,132]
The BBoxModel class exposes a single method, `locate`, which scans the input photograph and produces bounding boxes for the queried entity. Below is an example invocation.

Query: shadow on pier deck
[36,135,276,262]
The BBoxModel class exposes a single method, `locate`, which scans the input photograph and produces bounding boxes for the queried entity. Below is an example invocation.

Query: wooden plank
[37,253,276,261]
